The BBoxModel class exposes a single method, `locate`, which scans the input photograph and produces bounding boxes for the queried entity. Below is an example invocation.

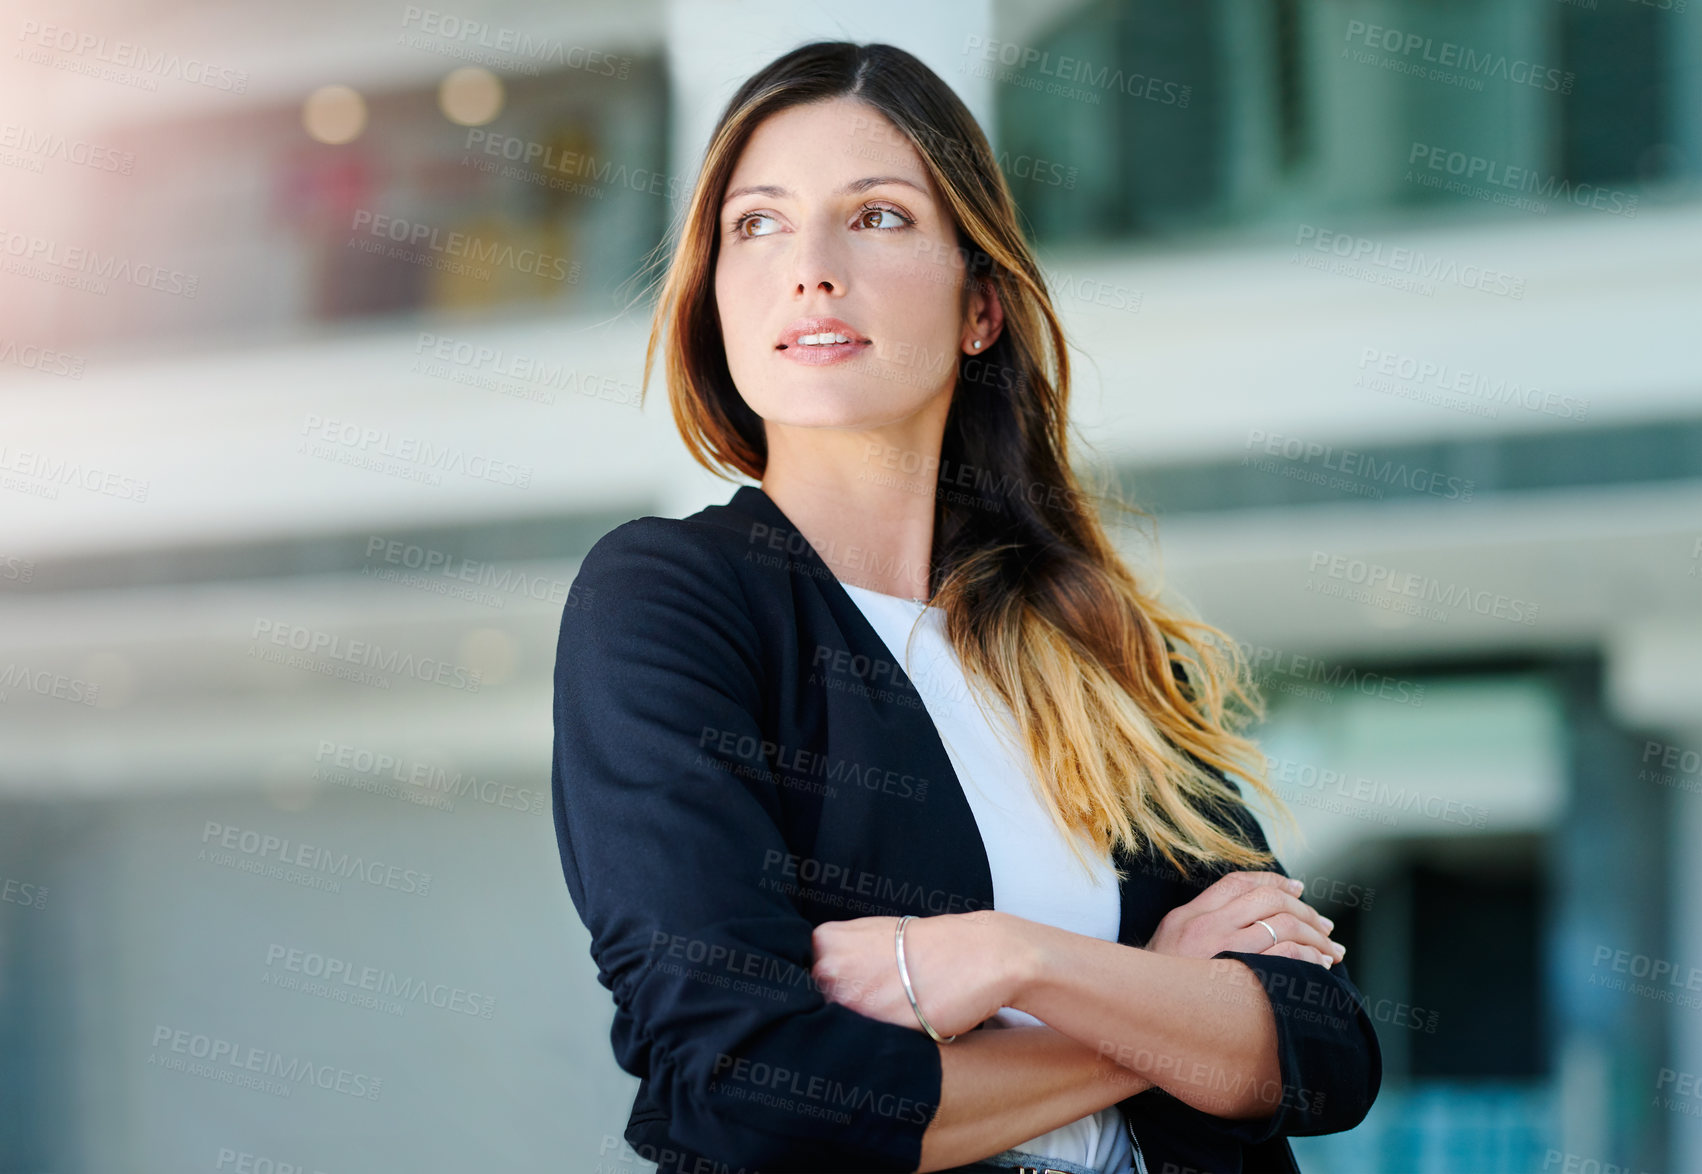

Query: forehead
[725,98,940,203]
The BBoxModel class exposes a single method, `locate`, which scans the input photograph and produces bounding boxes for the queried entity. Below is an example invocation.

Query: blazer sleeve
[1160,650,1382,1140]
[1191,773,1384,1143]
[551,518,943,1172]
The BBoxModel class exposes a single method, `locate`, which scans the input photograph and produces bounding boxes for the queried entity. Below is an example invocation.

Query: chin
[747,383,914,429]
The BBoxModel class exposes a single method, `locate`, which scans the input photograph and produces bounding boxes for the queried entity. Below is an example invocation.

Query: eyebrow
[720,175,932,208]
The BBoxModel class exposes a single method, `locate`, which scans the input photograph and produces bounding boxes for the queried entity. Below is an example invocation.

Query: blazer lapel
[716,484,997,923]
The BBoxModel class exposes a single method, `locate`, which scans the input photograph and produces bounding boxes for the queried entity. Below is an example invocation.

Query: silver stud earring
[971,339,981,350]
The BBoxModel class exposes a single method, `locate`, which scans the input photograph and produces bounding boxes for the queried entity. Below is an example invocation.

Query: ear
[964,275,1005,352]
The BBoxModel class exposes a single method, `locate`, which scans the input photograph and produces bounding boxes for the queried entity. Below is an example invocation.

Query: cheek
[714,259,762,355]
[868,254,961,329]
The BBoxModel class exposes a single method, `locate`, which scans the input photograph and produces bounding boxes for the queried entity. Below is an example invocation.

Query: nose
[792,224,845,297]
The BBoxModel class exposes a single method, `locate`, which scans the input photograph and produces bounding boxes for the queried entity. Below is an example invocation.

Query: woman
[551,40,1380,1174]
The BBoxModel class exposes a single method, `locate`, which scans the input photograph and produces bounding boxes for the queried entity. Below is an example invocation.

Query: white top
[840,582,1134,1174]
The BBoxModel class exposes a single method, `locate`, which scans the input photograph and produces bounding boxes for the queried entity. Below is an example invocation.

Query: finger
[1236,911,1337,961]
[1190,869,1303,916]
[1257,911,1345,960]
[1241,919,1291,956]
[1262,940,1334,968]
[1226,886,1337,942]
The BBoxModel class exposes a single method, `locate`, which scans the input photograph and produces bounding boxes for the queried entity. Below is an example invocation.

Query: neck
[760,425,941,601]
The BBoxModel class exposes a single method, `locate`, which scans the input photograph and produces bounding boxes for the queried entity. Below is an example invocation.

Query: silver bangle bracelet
[895,915,957,1043]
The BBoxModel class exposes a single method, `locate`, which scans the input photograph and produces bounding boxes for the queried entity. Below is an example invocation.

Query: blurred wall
[2,1,1700,1172]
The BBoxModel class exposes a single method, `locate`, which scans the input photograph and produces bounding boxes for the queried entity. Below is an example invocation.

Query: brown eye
[731,212,776,239]
[858,205,911,231]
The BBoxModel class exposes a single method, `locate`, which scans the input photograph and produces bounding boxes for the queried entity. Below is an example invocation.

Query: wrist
[990,910,1048,1008]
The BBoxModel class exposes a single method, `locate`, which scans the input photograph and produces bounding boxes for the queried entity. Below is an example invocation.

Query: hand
[1145,871,1345,969]
[810,910,1014,1039]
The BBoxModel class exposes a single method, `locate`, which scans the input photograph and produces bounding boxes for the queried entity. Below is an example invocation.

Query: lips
[776,316,872,351]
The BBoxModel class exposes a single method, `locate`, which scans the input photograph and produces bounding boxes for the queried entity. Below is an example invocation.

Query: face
[713,97,994,434]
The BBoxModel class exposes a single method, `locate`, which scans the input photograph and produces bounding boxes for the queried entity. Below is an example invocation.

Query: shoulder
[568,505,760,605]
[572,500,765,589]
[558,512,766,675]
[575,514,725,580]
[552,511,778,754]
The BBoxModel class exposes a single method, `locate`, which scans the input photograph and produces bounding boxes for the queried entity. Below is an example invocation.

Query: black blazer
[551,484,1381,1174]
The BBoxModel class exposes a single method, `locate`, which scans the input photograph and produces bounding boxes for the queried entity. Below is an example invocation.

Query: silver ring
[1255,918,1279,948]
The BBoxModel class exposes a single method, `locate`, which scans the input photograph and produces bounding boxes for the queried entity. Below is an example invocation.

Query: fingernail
[1287,878,1304,892]
[1322,917,1334,930]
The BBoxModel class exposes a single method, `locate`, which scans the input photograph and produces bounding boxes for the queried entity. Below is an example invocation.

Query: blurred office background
[2,0,1699,1171]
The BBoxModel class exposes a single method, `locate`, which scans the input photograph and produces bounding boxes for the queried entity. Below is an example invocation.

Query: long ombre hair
[636,40,1294,880]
